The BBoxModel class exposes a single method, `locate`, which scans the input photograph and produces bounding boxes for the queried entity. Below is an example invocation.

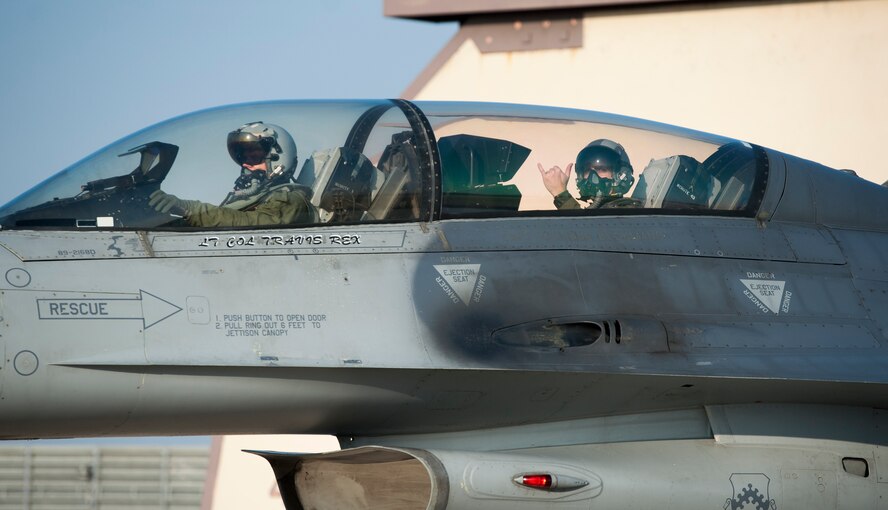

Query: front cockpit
[0,100,769,230]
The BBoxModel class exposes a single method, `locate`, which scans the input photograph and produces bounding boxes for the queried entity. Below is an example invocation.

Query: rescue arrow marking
[36,290,182,329]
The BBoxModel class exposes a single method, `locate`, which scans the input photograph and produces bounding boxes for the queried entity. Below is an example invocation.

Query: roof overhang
[384,0,697,22]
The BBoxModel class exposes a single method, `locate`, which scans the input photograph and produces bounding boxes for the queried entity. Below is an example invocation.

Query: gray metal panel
[0,232,149,261]
[773,151,888,230]
[706,404,883,446]
[347,408,713,451]
[771,153,816,224]
[780,224,844,264]
[831,228,888,344]
[698,221,795,260]
[832,229,888,282]
[140,252,432,368]
[670,322,876,349]
[438,216,799,261]
[854,280,888,344]
[782,469,838,509]
[811,161,888,231]
[724,269,868,320]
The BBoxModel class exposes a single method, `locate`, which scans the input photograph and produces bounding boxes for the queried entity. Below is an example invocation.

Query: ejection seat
[631,154,711,209]
[364,131,422,221]
[299,147,383,223]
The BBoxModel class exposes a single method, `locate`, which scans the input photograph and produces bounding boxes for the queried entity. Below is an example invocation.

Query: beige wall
[412,0,888,185]
[202,435,339,510]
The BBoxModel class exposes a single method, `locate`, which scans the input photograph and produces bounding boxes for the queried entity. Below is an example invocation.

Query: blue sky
[0,1,456,206]
[0,0,455,446]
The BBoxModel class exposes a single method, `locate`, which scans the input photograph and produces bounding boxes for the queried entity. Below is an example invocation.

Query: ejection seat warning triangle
[434,264,481,306]
[740,279,786,314]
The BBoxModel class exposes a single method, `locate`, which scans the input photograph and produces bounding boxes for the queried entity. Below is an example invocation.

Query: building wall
[410,0,888,185]
[0,446,208,510]
[201,435,339,510]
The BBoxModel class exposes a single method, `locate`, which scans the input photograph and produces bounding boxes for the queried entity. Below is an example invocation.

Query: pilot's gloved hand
[149,190,198,216]
[538,162,572,197]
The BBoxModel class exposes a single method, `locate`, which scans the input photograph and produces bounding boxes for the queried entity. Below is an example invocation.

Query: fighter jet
[0,99,885,510]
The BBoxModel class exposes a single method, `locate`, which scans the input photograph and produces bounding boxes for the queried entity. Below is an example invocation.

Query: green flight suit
[184,185,316,227]
[553,190,640,210]
[553,191,583,210]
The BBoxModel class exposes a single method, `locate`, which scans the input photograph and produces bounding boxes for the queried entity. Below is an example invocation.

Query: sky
[0,0,457,206]
[0,0,455,446]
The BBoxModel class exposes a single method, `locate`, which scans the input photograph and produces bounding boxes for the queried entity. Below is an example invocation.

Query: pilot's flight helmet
[575,139,634,199]
[226,122,298,183]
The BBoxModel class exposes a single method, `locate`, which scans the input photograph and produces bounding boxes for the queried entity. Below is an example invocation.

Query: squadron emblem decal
[434,264,487,306]
[723,473,776,510]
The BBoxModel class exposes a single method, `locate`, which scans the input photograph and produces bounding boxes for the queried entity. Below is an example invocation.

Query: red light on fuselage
[512,472,590,492]
[519,474,553,489]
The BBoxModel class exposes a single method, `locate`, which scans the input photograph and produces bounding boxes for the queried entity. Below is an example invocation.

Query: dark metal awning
[384,0,697,22]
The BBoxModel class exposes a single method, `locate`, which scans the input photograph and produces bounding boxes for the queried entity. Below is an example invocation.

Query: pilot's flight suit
[183,185,315,228]
[553,191,583,210]
[553,190,639,210]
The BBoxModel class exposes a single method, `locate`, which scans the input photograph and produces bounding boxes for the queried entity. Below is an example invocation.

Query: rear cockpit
[421,103,767,219]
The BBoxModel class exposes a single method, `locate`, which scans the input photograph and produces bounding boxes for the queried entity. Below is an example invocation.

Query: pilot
[149,122,316,227]
[538,139,637,209]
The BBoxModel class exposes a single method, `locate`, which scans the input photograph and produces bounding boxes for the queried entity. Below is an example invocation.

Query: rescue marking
[740,278,786,314]
[434,264,486,306]
[36,290,182,329]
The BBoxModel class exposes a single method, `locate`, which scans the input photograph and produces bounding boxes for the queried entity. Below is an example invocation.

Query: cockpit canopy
[0,100,767,229]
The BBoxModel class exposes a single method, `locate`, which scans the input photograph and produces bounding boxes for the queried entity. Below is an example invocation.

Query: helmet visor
[576,146,619,179]
[227,132,273,166]
[575,145,623,197]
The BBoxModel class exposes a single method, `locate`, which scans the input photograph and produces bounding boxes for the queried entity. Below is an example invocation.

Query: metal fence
[0,447,209,510]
